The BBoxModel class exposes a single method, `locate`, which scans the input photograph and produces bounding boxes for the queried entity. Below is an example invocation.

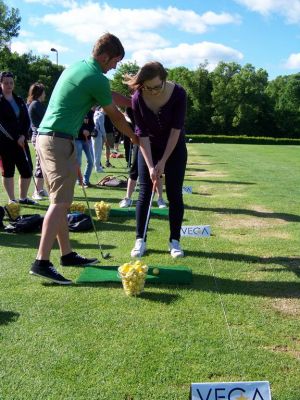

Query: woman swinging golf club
[124,61,187,258]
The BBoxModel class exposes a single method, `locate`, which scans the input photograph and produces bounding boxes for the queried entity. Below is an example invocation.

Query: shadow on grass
[192,206,300,223]
[185,168,207,172]
[0,231,40,248]
[185,249,300,278]
[0,310,20,325]
[43,281,180,304]
[191,273,300,299]
[197,179,256,185]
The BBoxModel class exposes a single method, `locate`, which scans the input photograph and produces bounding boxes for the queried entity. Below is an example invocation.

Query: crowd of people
[0,32,188,285]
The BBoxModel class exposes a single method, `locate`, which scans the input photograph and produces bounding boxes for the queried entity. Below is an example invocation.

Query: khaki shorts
[36,135,77,204]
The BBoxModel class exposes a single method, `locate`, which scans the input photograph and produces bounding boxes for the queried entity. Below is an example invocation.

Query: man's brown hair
[92,32,125,60]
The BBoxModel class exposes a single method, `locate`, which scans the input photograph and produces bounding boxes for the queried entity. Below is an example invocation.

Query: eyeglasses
[143,81,164,92]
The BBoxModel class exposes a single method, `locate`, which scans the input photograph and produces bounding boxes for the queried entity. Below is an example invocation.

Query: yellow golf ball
[153,268,160,275]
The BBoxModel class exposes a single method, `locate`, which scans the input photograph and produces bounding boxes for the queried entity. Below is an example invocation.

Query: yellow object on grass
[94,201,111,221]
[70,202,86,213]
[118,260,148,296]
[5,202,20,220]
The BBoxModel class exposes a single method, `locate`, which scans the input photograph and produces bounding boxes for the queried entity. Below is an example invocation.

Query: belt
[38,131,74,140]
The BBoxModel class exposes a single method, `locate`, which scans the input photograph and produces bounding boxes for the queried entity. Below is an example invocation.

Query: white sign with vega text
[181,225,211,237]
[190,381,271,400]
[182,186,193,194]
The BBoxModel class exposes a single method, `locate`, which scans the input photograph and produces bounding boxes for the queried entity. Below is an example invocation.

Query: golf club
[142,180,157,243]
[77,167,111,259]
[22,146,39,193]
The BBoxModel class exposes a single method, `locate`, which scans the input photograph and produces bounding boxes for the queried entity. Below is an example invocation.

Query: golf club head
[102,252,111,259]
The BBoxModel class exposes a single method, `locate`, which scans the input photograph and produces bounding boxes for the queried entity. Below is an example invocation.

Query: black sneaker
[19,198,37,205]
[60,251,99,266]
[105,161,114,168]
[30,260,72,285]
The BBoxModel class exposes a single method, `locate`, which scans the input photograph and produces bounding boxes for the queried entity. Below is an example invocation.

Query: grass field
[0,143,299,400]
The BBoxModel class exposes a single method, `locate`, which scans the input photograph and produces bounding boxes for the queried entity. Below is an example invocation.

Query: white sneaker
[169,240,184,258]
[157,198,167,208]
[119,198,133,208]
[32,192,43,201]
[131,239,146,258]
[39,189,48,197]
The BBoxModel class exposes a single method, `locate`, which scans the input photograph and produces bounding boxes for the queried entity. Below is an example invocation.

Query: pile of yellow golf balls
[94,201,111,221]
[5,203,20,220]
[70,202,86,213]
[118,260,148,296]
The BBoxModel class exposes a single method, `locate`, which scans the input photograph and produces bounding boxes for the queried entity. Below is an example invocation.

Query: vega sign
[190,381,271,400]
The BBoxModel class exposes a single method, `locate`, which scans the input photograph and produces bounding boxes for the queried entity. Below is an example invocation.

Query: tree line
[1,0,299,138]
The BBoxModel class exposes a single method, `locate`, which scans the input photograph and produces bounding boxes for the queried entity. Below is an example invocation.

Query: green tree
[0,0,20,48]
[210,61,241,133]
[210,62,273,135]
[266,74,300,137]
[110,61,140,97]
[0,47,64,100]
[167,64,212,134]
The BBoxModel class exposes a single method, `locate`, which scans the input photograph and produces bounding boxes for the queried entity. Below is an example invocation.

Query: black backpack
[0,206,4,228]
[67,212,92,232]
[4,214,43,233]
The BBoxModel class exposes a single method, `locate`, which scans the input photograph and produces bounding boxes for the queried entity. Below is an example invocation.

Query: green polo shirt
[39,57,112,137]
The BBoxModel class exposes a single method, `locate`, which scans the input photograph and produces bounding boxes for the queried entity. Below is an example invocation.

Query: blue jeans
[91,133,104,172]
[136,141,187,241]
[75,139,93,185]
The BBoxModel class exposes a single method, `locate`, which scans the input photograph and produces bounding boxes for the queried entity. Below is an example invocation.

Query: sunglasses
[143,81,164,92]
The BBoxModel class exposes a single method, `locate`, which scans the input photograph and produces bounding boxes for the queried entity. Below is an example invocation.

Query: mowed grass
[0,143,299,400]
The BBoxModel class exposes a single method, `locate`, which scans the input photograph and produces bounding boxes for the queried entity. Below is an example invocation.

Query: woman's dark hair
[0,71,14,82]
[123,61,168,91]
[27,82,45,104]
[92,32,125,60]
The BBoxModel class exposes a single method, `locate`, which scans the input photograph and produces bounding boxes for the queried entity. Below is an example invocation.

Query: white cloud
[25,0,78,8]
[19,30,34,38]
[285,53,300,69]
[234,0,300,23]
[33,3,241,49]
[130,42,244,70]
[11,40,69,56]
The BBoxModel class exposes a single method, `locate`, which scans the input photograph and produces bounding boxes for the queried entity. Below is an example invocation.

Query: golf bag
[96,175,127,188]
[67,212,93,232]
[4,214,43,233]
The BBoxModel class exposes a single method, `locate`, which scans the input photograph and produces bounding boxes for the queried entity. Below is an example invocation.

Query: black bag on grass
[4,214,43,233]
[67,212,92,232]
[0,206,4,228]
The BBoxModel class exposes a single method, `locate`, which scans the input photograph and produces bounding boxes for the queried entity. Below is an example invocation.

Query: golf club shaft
[77,167,108,259]
[142,180,157,242]
[22,147,39,193]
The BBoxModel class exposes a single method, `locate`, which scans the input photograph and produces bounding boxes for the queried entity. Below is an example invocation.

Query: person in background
[125,61,187,259]
[103,111,115,168]
[76,109,94,187]
[30,32,138,285]
[92,106,106,173]
[0,71,36,205]
[27,82,48,201]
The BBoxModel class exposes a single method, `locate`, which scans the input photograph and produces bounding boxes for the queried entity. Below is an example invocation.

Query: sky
[6,0,300,80]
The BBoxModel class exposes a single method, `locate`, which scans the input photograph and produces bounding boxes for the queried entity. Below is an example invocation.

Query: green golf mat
[77,265,192,284]
[109,208,168,217]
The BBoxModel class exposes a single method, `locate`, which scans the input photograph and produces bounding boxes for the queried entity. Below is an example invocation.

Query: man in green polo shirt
[30,33,138,285]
